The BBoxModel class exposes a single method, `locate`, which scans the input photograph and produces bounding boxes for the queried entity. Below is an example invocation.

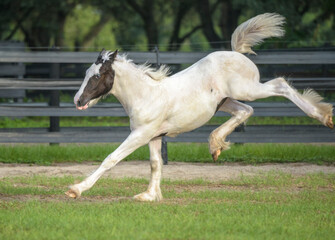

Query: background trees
[0,0,334,51]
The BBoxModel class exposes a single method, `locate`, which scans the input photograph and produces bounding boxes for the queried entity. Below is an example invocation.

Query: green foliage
[0,174,334,239]
[235,0,335,48]
[1,0,333,50]
[63,4,122,51]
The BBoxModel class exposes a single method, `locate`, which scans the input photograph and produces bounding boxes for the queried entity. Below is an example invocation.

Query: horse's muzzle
[75,99,89,110]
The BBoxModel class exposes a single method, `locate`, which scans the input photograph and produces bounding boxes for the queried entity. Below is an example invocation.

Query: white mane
[116,54,170,81]
[101,51,113,62]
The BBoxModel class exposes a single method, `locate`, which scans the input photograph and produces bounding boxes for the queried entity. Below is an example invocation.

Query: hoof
[326,116,334,129]
[211,149,221,162]
[209,138,230,162]
[133,191,162,202]
[65,186,81,199]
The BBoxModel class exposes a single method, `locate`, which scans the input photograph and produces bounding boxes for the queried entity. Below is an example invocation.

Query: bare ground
[1,161,335,203]
[1,161,335,181]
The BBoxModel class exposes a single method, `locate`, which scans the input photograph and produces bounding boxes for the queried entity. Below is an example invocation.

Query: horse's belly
[163,102,216,137]
[160,70,225,137]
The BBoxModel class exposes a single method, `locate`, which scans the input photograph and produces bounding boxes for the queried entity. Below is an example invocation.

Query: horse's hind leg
[134,137,163,202]
[244,77,333,128]
[209,98,253,161]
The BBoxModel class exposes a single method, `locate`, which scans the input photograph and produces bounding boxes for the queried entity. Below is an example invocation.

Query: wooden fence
[0,50,334,150]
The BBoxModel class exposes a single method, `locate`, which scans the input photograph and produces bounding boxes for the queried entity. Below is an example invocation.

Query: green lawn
[0,173,334,240]
[0,116,324,128]
[0,143,334,165]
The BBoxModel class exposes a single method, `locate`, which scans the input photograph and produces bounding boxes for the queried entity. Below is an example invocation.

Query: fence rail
[1,77,335,90]
[0,125,332,144]
[1,101,335,117]
[1,50,335,64]
[0,50,334,149]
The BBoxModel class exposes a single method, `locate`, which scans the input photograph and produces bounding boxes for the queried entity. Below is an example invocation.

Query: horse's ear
[110,49,118,61]
[99,48,105,56]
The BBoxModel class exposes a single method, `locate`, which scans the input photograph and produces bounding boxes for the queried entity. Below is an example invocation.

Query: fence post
[234,104,245,143]
[49,47,60,145]
[154,46,168,165]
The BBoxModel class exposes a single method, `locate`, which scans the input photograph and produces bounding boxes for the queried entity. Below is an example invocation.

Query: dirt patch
[1,162,334,204]
[0,193,132,203]
[1,161,335,181]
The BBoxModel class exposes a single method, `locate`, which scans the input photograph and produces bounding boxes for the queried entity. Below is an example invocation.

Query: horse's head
[74,49,118,110]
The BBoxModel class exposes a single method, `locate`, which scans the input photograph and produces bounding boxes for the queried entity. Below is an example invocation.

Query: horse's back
[171,51,258,81]
[208,51,259,78]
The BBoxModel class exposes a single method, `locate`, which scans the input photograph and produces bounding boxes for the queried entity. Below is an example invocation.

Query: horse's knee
[235,105,253,121]
[266,77,291,96]
[150,159,160,172]
[101,156,119,170]
[244,104,254,117]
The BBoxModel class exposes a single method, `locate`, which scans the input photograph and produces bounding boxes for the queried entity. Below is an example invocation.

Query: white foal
[66,13,333,201]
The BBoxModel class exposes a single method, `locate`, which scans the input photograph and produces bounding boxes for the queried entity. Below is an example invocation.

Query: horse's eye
[96,74,100,78]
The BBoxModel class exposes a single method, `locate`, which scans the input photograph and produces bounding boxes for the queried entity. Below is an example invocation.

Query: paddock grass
[0,116,131,128]
[0,173,334,240]
[0,143,334,165]
[0,115,324,128]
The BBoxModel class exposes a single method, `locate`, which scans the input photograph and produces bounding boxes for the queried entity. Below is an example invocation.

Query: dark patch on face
[95,48,105,65]
[215,98,228,113]
[77,50,118,107]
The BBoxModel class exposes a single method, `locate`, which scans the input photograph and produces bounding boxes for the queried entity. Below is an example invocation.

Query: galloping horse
[66,13,333,201]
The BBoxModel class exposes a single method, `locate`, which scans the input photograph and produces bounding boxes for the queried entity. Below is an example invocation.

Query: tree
[167,0,202,51]
[73,8,112,50]
[219,0,241,48]
[125,0,159,50]
[0,0,78,50]
[195,0,223,49]
[194,0,243,50]
[234,0,335,48]
[96,0,202,51]
[1,0,333,51]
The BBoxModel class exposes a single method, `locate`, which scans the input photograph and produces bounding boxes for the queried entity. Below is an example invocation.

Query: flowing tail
[231,13,285,55]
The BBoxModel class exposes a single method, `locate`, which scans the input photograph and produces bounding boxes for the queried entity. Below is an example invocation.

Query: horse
[66,13,333,201]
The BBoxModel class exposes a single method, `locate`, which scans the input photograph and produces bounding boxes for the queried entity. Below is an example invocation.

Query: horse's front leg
[134,137,163,202]
[65,128,154,199]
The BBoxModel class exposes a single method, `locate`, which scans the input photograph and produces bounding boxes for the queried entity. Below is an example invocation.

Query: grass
[0,143,334,165]
[0,116,130,128]
[0,115,324,128]
[0,173,334,239]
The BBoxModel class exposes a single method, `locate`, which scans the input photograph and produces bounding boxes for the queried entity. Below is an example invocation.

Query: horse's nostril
[77,99,81,107]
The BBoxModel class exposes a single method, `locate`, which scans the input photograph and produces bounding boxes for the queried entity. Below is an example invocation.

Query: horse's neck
[111,62,159,113]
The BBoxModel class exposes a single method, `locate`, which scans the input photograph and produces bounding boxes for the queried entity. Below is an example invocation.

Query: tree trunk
[220,0,241,49]
[54,12,67,47]
[81,14,112,48]
[126,0,159,50]
[168,2,189,51]
[196,0,223,49]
